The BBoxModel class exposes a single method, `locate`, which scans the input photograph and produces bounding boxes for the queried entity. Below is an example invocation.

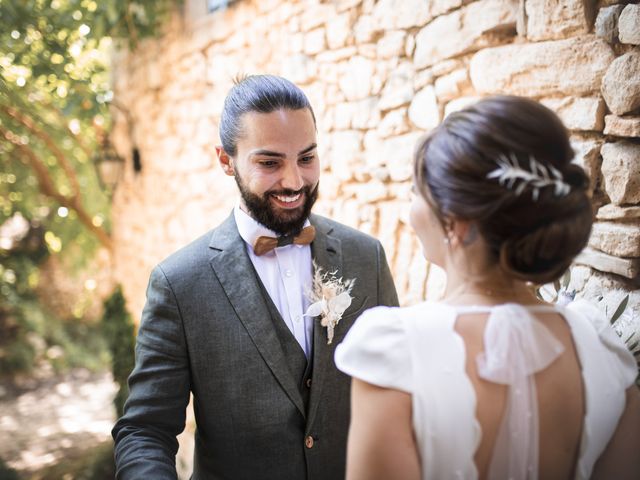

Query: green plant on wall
[102,285,135,417]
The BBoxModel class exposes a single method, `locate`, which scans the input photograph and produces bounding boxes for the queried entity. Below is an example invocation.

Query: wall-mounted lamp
[93,134,125,193]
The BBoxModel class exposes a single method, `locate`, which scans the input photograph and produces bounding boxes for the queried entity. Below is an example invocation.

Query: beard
[234,173,319,236]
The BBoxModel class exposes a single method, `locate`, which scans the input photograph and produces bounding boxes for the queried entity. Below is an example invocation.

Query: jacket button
[305,436,314,449]
[305,378,312,388]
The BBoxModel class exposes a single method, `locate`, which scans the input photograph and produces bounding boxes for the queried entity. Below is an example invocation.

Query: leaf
[610,295,629,325]
[328,292,353,316]
[304,300,325,318]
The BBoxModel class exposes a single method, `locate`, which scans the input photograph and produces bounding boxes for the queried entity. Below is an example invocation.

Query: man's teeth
[274,193,301,203]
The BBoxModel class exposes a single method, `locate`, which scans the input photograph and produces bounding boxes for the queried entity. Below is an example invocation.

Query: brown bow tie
[253,226,316,256]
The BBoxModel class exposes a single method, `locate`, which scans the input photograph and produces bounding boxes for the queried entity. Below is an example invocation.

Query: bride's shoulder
[354,301,456,334]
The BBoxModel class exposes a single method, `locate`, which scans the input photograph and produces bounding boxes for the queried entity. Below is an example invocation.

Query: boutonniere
[304,263,355,345]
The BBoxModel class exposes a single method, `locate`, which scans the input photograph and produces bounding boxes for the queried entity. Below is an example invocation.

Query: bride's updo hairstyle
[414,96,592,284]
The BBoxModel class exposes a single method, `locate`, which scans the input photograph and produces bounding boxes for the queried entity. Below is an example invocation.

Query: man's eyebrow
[249,149,285,158]
[249,143,317,158]
[298,143,317,155]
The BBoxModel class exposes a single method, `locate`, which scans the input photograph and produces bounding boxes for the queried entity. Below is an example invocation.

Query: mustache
[265,186,311,197]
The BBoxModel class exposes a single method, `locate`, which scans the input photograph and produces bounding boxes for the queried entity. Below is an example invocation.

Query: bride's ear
[448,220,477,248]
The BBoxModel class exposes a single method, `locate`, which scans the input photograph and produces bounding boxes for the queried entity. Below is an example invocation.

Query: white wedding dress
[335,300,637,480]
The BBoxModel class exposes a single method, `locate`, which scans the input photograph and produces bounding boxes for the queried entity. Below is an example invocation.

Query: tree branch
[1,126,113,251]
[1,104,82,198]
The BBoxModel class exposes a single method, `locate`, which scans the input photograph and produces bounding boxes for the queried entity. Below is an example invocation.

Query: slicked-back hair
[219,74,316,157]
[413,95,592,284]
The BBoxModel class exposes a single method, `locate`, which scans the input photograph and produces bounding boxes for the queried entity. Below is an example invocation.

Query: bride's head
[411,95,592,285]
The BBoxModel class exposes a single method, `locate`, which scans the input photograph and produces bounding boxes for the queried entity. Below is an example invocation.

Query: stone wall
[110,0,640,321]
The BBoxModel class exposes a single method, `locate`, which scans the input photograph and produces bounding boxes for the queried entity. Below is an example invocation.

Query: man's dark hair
[219,74,316,157]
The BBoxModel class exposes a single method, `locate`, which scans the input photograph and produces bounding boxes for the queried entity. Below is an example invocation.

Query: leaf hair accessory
[487,153,571,201]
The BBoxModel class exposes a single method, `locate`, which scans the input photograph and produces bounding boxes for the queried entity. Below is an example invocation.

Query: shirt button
[305,435,314,449]
[305,378,312,388]
[284,269,292,277]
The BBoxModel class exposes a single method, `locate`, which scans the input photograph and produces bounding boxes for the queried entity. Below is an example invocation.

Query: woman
[335,96,639,480]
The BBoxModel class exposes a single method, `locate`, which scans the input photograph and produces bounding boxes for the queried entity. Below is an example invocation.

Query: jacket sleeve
[112,265,191,480]
[376,241,399,308]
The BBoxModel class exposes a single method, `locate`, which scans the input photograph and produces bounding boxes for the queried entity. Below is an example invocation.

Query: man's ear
[216,146,235,176]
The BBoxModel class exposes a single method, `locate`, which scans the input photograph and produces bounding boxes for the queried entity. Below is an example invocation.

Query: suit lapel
[208,213,306,417]
[308,214,343,425]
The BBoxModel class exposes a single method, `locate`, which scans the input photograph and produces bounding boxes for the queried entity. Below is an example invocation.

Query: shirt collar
[234,204,310,249]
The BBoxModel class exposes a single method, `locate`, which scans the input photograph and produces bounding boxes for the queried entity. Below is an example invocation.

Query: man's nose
[281,162,304,191]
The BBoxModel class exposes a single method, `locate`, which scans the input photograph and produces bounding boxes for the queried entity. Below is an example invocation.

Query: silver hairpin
[486,153,571,201]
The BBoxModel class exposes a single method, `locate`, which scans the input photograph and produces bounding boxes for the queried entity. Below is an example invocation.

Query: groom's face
[219,108,320,236]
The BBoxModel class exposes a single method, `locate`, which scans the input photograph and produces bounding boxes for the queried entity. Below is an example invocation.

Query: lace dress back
[335,300,637,480]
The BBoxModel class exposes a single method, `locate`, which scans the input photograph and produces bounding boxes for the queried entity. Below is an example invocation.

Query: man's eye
[299,155,315,164]
[260,160,277,167]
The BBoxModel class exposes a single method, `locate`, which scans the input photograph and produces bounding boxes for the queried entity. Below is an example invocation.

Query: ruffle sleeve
[567,299,638,389]
[334,306,413,393]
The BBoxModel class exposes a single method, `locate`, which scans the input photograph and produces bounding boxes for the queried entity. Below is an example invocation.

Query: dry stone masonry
[111,0,640,323]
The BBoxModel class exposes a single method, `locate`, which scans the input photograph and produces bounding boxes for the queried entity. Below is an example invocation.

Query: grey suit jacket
[112,212,399,480]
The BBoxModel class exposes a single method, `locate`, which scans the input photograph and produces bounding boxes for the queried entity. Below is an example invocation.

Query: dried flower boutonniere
[304,263,355,345]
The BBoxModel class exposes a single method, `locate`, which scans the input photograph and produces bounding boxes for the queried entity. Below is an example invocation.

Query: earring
[444,237,450,245]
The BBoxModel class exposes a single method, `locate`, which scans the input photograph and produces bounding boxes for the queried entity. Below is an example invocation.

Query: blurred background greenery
[1,0,176,477]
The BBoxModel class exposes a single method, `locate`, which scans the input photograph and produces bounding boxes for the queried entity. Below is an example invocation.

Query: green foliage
[0,0,176,378]
[102,285,135,417]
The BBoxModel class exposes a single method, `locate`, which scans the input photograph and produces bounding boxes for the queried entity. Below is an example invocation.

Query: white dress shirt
[234,206,314,358]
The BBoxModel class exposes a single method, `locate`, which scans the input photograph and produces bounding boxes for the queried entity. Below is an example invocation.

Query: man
[112,75,399,479]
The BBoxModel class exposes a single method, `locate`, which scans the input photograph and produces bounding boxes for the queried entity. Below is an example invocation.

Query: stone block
[604,115,640,137]
[338,56,376,101]
[405,34,416,58]
[304,28,326,55]
[597,204,640,220]
[619,4,640,45]
[541,97,606,131]
[430,0,466,18]
[576,247,640,279]
[371,0,431,30]
[431,58,465,77]
[335,0,362,13]
[281,54,317,85]
[386,133,423,181]
[471,37,614,97]
[601,141,640,205]
[525,0,590,41]
[589,222,640,257]
[570,138,601,191]
[326,11,353,49]
[325,130,363,181]
[378,62,415,111]
[354,180,389,203]
[414,0,517,69]
[409,85,440,130]
[300,3,334,31]
[444,96,482,117]
[377,30,406,59]
[414,69,434,90]
[316,46,357,63]
[595,5,625,43]
[354,14,375,43]
[434,68,471,103]
[601,50,640,115]
[377,107,410,138]
[351,97,383,130]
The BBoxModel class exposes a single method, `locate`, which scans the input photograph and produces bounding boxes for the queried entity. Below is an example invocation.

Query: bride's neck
[443,266,542,306]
